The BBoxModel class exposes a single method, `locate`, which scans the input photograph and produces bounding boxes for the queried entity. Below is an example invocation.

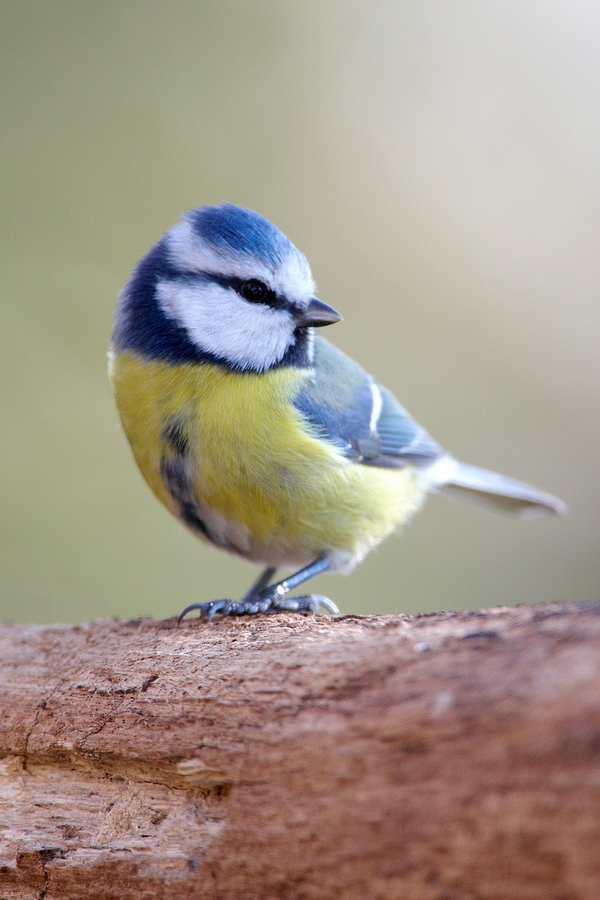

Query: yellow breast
[109,350,426,569]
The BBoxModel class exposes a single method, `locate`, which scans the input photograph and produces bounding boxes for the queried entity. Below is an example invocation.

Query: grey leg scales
[240,566,277,602]
[178,557,339,622]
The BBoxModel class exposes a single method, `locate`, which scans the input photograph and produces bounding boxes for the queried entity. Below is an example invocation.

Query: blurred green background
[1,1,597,625]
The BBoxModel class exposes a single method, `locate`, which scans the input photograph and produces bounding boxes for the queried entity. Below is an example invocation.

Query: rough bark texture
[1,601,600,900]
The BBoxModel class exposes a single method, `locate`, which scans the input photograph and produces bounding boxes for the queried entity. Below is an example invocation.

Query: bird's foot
[178,587,338,623]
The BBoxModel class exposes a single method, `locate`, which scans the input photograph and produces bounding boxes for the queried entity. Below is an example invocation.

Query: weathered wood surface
[1,601,600,900]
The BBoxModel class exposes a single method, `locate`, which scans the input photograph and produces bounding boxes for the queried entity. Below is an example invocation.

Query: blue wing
[293,337,442,469]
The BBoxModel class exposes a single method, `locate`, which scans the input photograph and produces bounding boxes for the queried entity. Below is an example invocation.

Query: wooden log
[1,601,600,900]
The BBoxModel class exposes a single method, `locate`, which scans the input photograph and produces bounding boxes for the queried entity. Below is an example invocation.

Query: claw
[313,595,340,615]
[178,599,232,623]
[206,599,231,621]
[275,594,340,615]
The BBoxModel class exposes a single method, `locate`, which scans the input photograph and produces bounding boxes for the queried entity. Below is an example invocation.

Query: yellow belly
[109,350,426,569]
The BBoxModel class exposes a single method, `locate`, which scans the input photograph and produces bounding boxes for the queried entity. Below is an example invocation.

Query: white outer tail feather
[422,455,567,518]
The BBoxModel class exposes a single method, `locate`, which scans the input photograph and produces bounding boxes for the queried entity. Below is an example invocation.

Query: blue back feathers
[187,203,294,266]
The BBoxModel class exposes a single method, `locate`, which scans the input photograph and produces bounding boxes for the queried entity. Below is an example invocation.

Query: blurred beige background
[1,1,597,624]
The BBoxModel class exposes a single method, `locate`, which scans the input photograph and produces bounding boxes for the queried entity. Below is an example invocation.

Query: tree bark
[1,601,600,900]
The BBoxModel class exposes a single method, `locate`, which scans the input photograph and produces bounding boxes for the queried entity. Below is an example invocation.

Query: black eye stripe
[172,269,289,311]
[228,275,281,308]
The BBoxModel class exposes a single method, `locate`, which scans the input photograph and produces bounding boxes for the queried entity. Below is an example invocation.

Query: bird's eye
[239,279,269,303]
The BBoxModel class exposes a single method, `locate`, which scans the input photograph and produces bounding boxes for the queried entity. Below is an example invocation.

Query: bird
[109,202,566,621]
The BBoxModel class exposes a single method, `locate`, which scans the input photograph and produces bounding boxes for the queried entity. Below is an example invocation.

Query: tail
[423,456,567,518]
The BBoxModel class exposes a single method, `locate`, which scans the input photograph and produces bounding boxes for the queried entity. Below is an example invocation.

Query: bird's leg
[249,556,339,614]
[178,557,339,622]
[239,566,277,602]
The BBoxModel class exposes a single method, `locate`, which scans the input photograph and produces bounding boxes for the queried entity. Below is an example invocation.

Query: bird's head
[112,203,342,372]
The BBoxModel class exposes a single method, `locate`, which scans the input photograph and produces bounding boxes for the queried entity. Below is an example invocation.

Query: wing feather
[293,337,442,469]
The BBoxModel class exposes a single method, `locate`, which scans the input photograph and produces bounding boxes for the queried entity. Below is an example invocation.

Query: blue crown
[187,203,295,267]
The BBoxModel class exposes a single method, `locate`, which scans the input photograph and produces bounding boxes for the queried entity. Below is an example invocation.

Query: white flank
[420,454,460,489]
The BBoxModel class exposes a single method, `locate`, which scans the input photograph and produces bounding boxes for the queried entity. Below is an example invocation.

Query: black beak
[294,297,343,328]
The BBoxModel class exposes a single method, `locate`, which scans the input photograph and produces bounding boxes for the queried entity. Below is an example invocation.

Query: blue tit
[109,203,566,620]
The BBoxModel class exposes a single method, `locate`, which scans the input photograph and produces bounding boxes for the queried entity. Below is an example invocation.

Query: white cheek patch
[157,279,296,371]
